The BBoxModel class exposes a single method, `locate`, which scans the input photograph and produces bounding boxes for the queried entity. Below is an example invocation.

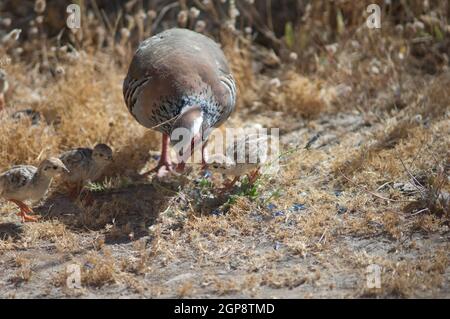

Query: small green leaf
[336,9,345,35]
[434,25,444,41]
[285,22,295,49]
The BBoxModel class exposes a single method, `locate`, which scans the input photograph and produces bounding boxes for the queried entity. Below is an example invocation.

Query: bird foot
[17,211,39,223]
[142,160,174,179]
[218,176,240,194]
[247,171,261,185]
[175,162,186,173]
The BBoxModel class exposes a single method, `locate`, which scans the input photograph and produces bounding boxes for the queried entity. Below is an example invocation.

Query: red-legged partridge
[0,157,69,222]
[123,28,236,177]
[59,143,113,198]
[208,134,271,190]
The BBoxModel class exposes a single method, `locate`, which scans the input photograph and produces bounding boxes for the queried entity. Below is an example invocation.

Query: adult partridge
[0,69,8,111]
[0,157,69,222]
[123,28,236,177]
[59,143,113,198]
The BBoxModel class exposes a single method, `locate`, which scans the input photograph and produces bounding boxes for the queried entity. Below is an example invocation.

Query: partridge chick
[0,157,69,222]
[59,144,113,198]
[208,134,272,190]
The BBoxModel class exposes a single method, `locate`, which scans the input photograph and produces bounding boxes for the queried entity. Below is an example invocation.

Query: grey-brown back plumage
[60,148,94,183]
[59,145,112,185]
[0,165,37,197]
[0,158,68,202]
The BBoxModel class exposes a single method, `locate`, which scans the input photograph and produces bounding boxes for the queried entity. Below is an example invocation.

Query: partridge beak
[63,166,70,174]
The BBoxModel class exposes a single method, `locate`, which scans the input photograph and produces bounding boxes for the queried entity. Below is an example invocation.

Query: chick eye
[212,164,219,169]
[53,166,58,170]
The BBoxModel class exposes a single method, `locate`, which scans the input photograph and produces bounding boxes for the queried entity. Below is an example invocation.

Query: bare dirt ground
[0,108,448,298]
[0,0,449,299]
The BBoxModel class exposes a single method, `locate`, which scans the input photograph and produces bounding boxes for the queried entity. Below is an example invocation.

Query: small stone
[202,170,212,179]
[292,203,306,212]
[334,190,343,197]
[337,205,347,214]
[211,209,221,216]
[273,211,285,217]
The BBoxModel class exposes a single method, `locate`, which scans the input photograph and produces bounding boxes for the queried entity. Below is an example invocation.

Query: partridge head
[92,143,114,165]
[38,157,70,177]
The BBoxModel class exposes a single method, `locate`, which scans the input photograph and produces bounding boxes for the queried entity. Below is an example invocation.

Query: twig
[318,228,327,244]
[152,2,180,31]
[266,0,274,32]
[410,208,429,216]
[397,156,426,194]
[376,181,392,191]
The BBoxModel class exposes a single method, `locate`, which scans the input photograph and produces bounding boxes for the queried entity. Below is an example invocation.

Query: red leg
[68,185,80,200]
[176,141,208,172]
[143,133,173,178]
[247,169,261,185]
[80,191,94,206]
[201,143,208,170]
[9,199,39,222]
[219,176,240,194]
[65,182,83,201]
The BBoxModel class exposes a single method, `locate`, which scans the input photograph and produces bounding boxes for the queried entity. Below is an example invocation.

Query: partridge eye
[53,166,58,170]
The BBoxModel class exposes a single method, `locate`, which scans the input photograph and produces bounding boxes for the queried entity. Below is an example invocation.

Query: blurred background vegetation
[1,0,449,72]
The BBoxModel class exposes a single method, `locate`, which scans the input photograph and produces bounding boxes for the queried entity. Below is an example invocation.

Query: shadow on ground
[34,179,178,244]
[0,222,24,240]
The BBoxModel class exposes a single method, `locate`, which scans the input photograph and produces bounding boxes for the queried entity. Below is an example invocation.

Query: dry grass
[0,0,449,298]
[82,249,117,287]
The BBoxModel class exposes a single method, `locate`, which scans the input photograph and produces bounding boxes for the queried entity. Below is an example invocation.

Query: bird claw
[155,164,174,178]
[247,170,261,185]
[218,176,240,194]
[141,159,174,178]
[17,212,39,223]
[145,162,174,179]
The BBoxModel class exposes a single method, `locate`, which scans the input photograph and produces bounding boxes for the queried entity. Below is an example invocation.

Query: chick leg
[219,176,240,193]
[247,168,261,185]
[67,183,81,200]
[9,199,39,222]
[80,183,95,206]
